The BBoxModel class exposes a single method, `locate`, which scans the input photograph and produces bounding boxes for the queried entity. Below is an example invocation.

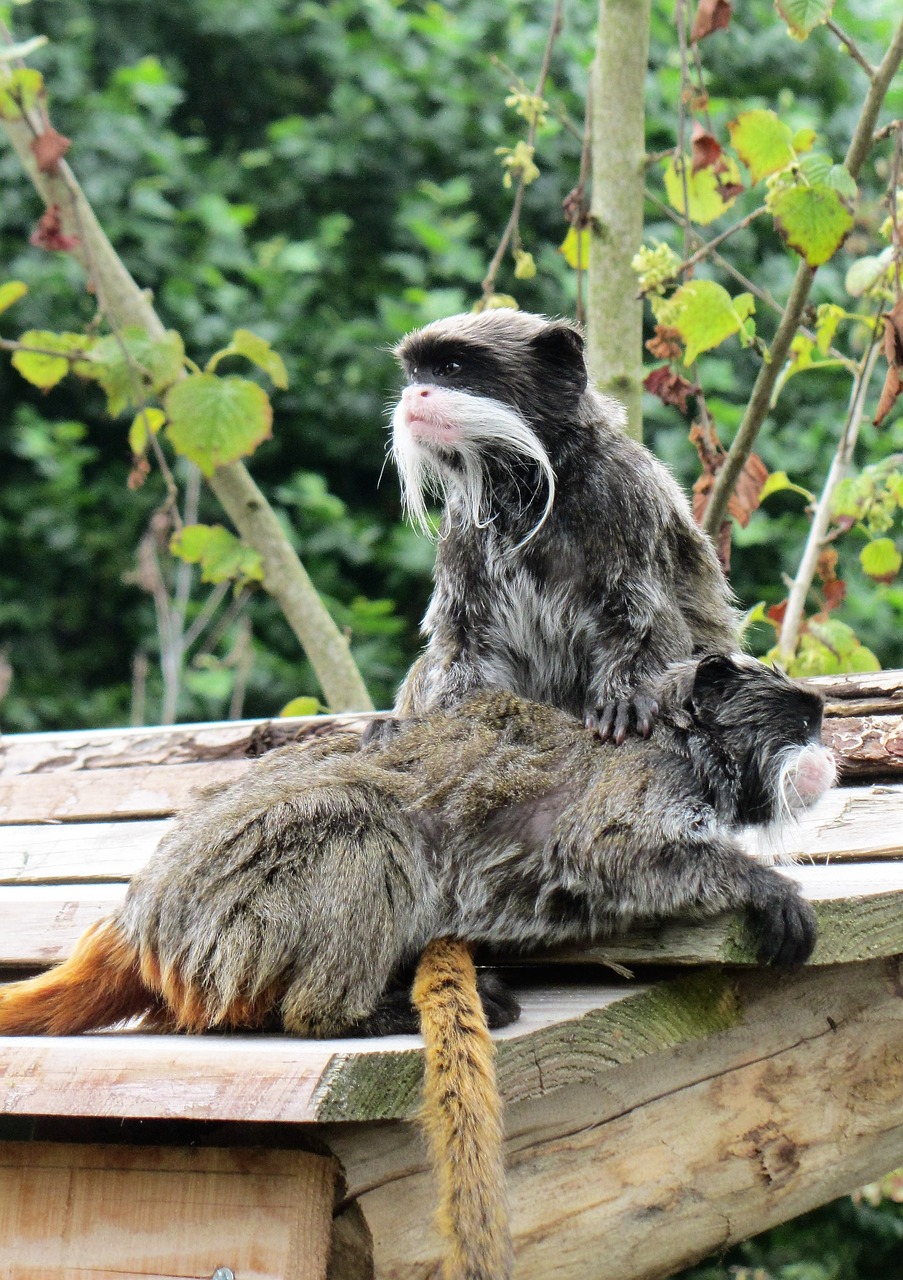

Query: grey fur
[389,309,740,738]
[117,656,832,1037]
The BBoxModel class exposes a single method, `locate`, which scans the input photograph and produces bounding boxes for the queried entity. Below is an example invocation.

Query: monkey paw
[584,693,659,745]
[750,881,818,969]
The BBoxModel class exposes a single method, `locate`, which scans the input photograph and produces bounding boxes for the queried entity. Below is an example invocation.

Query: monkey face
[688,654,836,824]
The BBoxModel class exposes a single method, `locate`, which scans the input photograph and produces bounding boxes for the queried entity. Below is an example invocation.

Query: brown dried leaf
[691,438,767,531]
[691,0,732,42]
[29,204,79,253]
[874,299,903,427]
[727,452,769,528]
[31,127,71,174]
[816,546,839,582]
[691,122,723,175]
[645,325,683,361]
[820,577,847,615]
[644,366,700,416]
[767,600,788,627]
[127,456,151,490]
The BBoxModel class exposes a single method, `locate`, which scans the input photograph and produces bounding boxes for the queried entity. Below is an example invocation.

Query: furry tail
[0,918,152,1034]
[413,937,512,1280]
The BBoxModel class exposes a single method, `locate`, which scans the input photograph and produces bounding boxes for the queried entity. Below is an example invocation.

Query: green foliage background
[1,2,903,1274]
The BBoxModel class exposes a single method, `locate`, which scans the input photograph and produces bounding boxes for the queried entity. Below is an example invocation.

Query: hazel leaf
[668,280,755,365]
[776,0,835,40]
[663,154,741,226]
[12,330,87,390]
[771,184,853,267]
[169,523,264,586]
[728,110,795,184]
[0,280,27,314]
[164,374,273,476]
[860,537,902,583]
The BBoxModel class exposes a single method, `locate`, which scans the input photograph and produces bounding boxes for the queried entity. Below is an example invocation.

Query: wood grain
[0,761,250,824]
[0,820,171,884]
[0,1143,338,1280]
[325,958,903,1280]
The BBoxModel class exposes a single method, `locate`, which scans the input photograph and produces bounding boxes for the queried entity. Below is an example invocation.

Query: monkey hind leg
[413,937,513,1280]
[0,918,153,1035]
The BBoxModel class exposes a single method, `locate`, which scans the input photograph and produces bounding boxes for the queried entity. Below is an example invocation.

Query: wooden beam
[324,958,903,1280]
[0,820,171,884]
[0,1142,339,1280]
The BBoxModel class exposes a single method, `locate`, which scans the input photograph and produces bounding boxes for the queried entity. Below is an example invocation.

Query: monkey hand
[746,870,818,969]
[584,692,659,745]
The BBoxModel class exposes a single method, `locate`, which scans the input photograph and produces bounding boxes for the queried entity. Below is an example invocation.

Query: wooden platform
[1,674,903,1279]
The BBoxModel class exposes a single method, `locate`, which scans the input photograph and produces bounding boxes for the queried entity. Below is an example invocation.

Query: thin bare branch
[826,19,876,79]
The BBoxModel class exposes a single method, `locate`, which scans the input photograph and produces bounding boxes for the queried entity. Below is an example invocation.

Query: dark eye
[435,360,462,378]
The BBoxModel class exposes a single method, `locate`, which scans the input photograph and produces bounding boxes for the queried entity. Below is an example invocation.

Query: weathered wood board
[324,958,903,1280]
[0,1143,338,1280]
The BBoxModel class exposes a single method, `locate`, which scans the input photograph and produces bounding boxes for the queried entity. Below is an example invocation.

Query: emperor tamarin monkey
[389,308,740,741]
[0,656,833,1038]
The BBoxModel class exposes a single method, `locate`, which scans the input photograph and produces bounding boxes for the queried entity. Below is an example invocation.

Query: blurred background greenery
[1,0,901,733]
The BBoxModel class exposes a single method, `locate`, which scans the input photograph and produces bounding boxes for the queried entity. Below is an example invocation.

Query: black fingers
[476,971,521,1029]
[585,695,660,744]
[752,885,818,969]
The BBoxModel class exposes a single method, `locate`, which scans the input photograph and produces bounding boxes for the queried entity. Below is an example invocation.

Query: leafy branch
[701,15,903,538]
[0,31,374,713]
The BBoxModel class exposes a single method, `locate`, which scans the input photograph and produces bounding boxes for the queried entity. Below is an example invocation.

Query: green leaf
[207,328,289,389]
[759,470,815,503]
[815,303,845,354]
[559,226,591,269]
[0,280,27,314]
[164,374,273,476]
[830,475,871,522]
[771,184,853,267]
[128,407,166,455]
[668,280,755,365]
[82,328,185,416]
[279,696,323,718]
[860,538,902,583]
[775,0,835,39]
[11,330,87,390]
[169,523,264,585]
[792,128,816,153]
[663,154,741,226]
[728,110,795,184]
[0,68,43,120]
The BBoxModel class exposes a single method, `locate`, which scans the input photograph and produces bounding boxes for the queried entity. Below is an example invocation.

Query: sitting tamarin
[0,656,834,1280]
[0,656,833,1036]
[389,308,740,741]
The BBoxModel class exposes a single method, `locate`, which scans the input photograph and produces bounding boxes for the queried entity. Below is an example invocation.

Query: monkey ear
[530,322,588,389]
[690,653,742,708]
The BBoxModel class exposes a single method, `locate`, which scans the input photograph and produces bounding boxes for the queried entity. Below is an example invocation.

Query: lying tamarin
[0,656,833,1036]
[0,656,835,1279]
[390,308,740,741]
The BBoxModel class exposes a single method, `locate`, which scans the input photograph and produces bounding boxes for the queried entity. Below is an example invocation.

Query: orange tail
[0,918,153,1035]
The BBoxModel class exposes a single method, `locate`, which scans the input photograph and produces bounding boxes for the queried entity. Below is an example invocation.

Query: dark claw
[753,887,817,969]
[585,694,660,744]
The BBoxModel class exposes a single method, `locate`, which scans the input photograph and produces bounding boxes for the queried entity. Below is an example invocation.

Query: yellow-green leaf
[0,67,43,120]
[759,470,815,503]
[0,280,27,314]
[815,303,845,354]
[170,523,264,585]
[776,0,835,39]
[771,184,853,267]
[860,537,902,583]
[82,328,185,416]
[668,280,756,365]
[792,127,816,153]
[207,329,289,389]
[164,374,273,476]
[559,227,591,269]
[279,696,322,718]
[663,154,741,226]
[128,407,166,455]
[11,330,86,390]
[728,110,795,184]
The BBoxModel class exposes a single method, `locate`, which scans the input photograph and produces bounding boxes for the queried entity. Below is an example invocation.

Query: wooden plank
[0,821,171,884]
[325,957,903,1280]
[825,715,903,778]
[742,783,903,862]
[0,885,126,964]
[0,714,377,778]
[0,982,663,1123]
[5,861,903,969]
[0,761,251,824]
[0,1143,338,1280]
